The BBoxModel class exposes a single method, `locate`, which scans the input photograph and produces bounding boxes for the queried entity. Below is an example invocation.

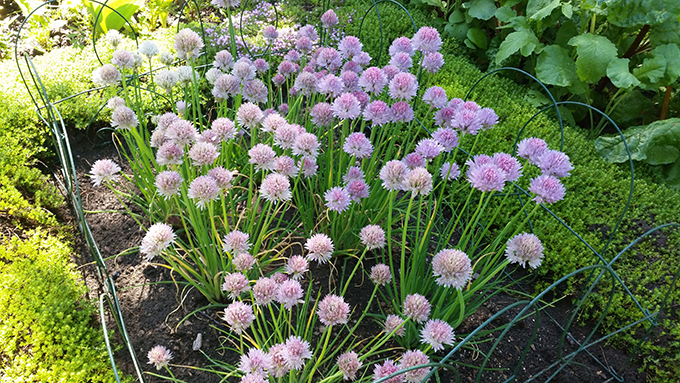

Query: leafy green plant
[84,0,143,33]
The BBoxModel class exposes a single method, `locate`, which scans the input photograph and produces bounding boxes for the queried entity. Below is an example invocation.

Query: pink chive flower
[432,127,459,152]
[248,143,277,172]
[276,279,304,309]
[166,119,198,146]
[344,166,365,183]
[422,86,448,109]
[341,71,360,92]
[147,345,173,370]
[373,359,402,383]
[232,59,257,83]
[293,132,321,158]
[158,112,179,129]
[283,336,312,370]
[286,255,309,280]
[384,315,405,336]
[477,107,499,130]
[338,36,363,59]
[277,60,295,78]
[261,113,287,133]
[263,25,279,43]
[298,157,318,177]
[343,60,362,73]
[223,301,255,334]
[111,106,138,130]
[492,152,523,182]
[432,249,472,289]
[294,72,318,96]
[434,107,456,128]
[274,125,300,150]
[403,153,426,169]
[222,272,251,300]
[346,179,370,202]
[272,272,288,284]
[268,344,290,378]
[517,137,548,163]
[284,49,301,62]
[412,26,442,53]
[379,160,408,191]
[389,36,415,56]
[305,233,334,263]
[211,117,237,141]
[422,52,444,73]
[332,93,362,120]
[199,129,220,145]
[213,50,234,70]
[188,176,220,209]
[363,100,392,126]
[90,159,121,186]
[243,79,268,103]
[352,51,372,67]
[174,28,204,59]
[299,24,319,41]
[253,277,278,305]
[111,49,137,70]
[236,103,264,128]
[275,156,298,177]
[260,173,292,202]
[391,101,414,123]
[151,128,168,148]
[452,109,482,135]
[440,162,461,181]
[295,36,313,53]
[239,348,273,377]
[382,64,400,81]
[361,225,386,250]
[279,103,289,114]
[370,263,392,285]
[223,230,251,254]
[318,74,345,98]
[388,72,418,101]
[416,138,444,160]
[188,142,219,166]
[466,161,507,192]
[212,74,240,100]
[253,58,269,73]
[325,186,352,212]
[529,175,565,204]
[310,102,334,127]
[93,64,121,86]
[420,319,455,352]
[358,67,387,94]
[506,233,545,269]
[317,294,350,326]
[318,47,343,72]
[140,223,175,261]
[399,350,431,383]
[233,253,256,272]
[537,150,573,178]
[156,142,183,166]
[389,52,413,71]
[343,132,373,158]
[337,351,362,381]
[404,167,433,196]
[240,374,266,383]
[353,91,370,108]
[403,293,431,323]
[155,171,182,199]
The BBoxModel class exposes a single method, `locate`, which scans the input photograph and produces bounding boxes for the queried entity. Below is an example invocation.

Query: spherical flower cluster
[211,117,237,141]
[360,225,386,250]
[318,74,345,98]
[536,149,573,178]
[422,86,448,109]
[517,137,548,163]
[422,52,444,73]
[211,0,240,8]
[337,351,362,381]
[440,162,460,181]
[379,160,408,191]
[105,30,123,48]
[391,101,414,123]
[370,263,392,286]
[372,360,401,383]
[358,67,387,94]
[466,158,507,192]
[293,132,320,158]
[389,36,414,57]
[236,103,264,128]
[155,171,182,199]
[431,249,472,289]
[325,186,352,212]
[363,100,392,126]
[268,344,289,378]
[388,72,418,101]
[158,51,175,66]
[332,93,362,120]
[294,72,318,96]
[111,49,139,70]
[93,64,121,86]
[529,175,565,204]
[389,52,412,71]
[286,255,308,280]
[403,153,425,169]
[506,233,544,269]
[233,253,256,272]
[345,179,368,202]
[344,166,365,183]
[260,173,292,202]
[213,74,240,99]
[140,223,175,261]
[249,143,277,171]
[188,175,220,209]
[263,25,279,43]
[222,272,251,299]
[305,233,334,263]
[412,26,442,53]
[252,277,277,305]
[155,69,179,92]
[174,28,204,59]
[90,159,121,186]
[399,350,431,383]
[166,119,198,146]
[156,142,183,166]
[298,157,318,177]
[420,319,455,352]
[341,71,360,92]
[239,348,273,377]
[276,279,304,309]
[223,301,255,334]
[283,336,312,370]
[403,293,431,323]
[310,102,334,127]
[243,79,268,103]
[213,50,234,70]
[147,345,173,370]
[403,167,433,197]
[339,36,364,59]
[111,106,138,130]
[317,294,350,326]
[384,315,405,337]
[278,60,296,78]
[416,138,444,160]
[223,230,251,254]
[208,167,234,189]
[138,40,160,58]
[343,132,373,159]
[321,9,340,28]
[188,142,219,166]
[492,152,523,182]
[275,156,298,177]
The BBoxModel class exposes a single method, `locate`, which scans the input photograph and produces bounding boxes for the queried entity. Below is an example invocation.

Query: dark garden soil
[61,128,646,383]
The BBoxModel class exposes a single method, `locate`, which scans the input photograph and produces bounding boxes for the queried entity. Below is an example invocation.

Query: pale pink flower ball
[506,233,545,269]
[275,156,298,177]
[399,350,430,383]
[147,345,173,370]
[305,233,334,263]
[440,162,460,181]
[389,52,413,71]
[267,343,290,377]
[338,351,362,381]
[388,72,418,101]
[529,175,565,204]
[391,101,414,123]
[422,52,444,73]
[341,71,360,92]
[431,249,472,289]
[298,157,318,178]
[361,225,386,250]
[333,93,362,120]
[140,223,175,261]
[517,137,548,164]
[199,129,220,145]
[263,25,279,43]
[188,175,220,209]
[240,374,266,383]
[283,336,312,370]
[211,117,237,142]
[293,132,321,159]
[243,79,268,104]
[310,102,334,127]
[343,166,365,183]
[492,152,523,182]
[422,86,448,109]
[325,186,352,213]
[111,49,137,70]
[358,67,387,94]
[384,315,405,336]
[352,51,372,67]
[318,74,345,98]
[174,28,204,59]
[239,348,273,377]
[260,173,292,202]
[370,263,392,285]
[93,64,121,86]
[156,142,184,166]
[420,319,455,352]
[155,171,182,199]
[278,60,296,78]
[321,9,340,28]
[379,160,408,191]
[412,26,442,53]
[222,272,251,300]
[248,143,277,171]
[233,253,256,272]
[434,106,456,128]
[372,359,402,383]
[253,277,278,305]
[347,179,370,202]
[363,100,392,126]
[537,149,573,178]
[276,279,304,309]
[294,71,319,96]
[286,255,309,280]
[343,132,373,159]
[223,230,250,254]
[403,153,426,169]
[382,64,400,81]
[232,59,257,83]
[253,58,269,73]
[158,112,180,130]
[261,113,287,133]
[404,167,433,197]
[223,301,255,334]
[284,50,301,63]
[236,102,264,128]
[403,293,430,323]
[477,107,499,129]
[188,142,219,166]
[317,294,350,326]
[213,50,234,70]
[208,166,234,190]
[166,119,198,146]
[107,96,126,110]
[111,105,138,130]
[416,138,444,160]
[389,36,415,57]
[90,159,121,186]
[213,74,240,99]
[466,162,507,192]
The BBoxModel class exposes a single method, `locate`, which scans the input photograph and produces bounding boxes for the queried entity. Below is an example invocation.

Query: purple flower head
[466,161,507,192]
[232,59,257,84]
[223,230,251,254]
[222,301,254,334]
[389,36,414,57]
[389,52,413,71]
[90,159,121,186]
[343,60,362,73]
[253,58,270,73]
[239,348,273,377]
[353,51,372,67]
[332,93,362,120]
[260,173,292,202]
[434,107,456,128]
[352,91,370,108]
[236,103,264,128]
[275,156,298,177]
[151,129,168,148]
[147,345,173,370]
[380,160,408,190]
[341,71,360,92]
[338,36,363,59]
[222,272,251,300]
[440,162,461,181]
[310,102,334,127]
[284,49,301,63]
[318,74,345,98]
[412,26,442,53]
[213,50,234,71]
[174,28,204,59]
[295,36,313,53]
[517,137,549,164]
[337,352,362,381]
[93,64,121,86]
[404,167,433,196]
[363,100,392,126]
[283,336,312,370]
[343,132,373,158]
[166,119,198,146]
[432,249,472,289]
[420,319,455,352]
[384,315,405,337]
[268,344,290,377]
[361,225,386,250]
[389,72,418,101]
[298,24,319,42]
[321,9,339,28]
[423,86,448,109]
[305,233,334,263]
[294,71,318,96]
[462,100,481,112]
[491,152,523,182]
[448,98,464,110]
[277,60,296,78]
[233,253,255,273]
[370,263,392,285]
[529,175,565,204]
[416,138,444,160]
[156,142,183,166]
[293,132,321,158]
[317,47,343,72]
[286,255,309,280]
[403,153,426,169]
[325,186,352,212]
[188,176,220,209]
[391,101,414,123]
[477,107,499,130]
[211,117,237,141]
[347,179,370,202]
[157,112,179,130]
[537,150,573,178]
[199,129,220,146]
[263,25,279,43]
[317,294,350,326]
[248,143,276,171]
[155,171,182,199]
[212,74,240,100]
[188,142,219,166]
[432,127,459,152]
[111,49,138,70]
[261,113,287,133]
[253,277,277,305]
[274,125,299,150]
[140,223,175,261]
[403,293,430,323]
[373,360,402,383]
[506,233,544,269]
[344,166,365,183]
[276,279,304,309]
[298,157,319,178]
[452,110,482,135]
[422,52,444,73]
[278,103,289,115]
[400,350,431,383]
[358,67,387,94]
[111,106,138,130]
[382,64,400,81]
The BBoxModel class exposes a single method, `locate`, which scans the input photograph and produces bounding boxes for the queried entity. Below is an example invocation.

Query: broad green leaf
[524,89,551,108]
[561,2,573,18]
[527,0,561,21]
[568,34,618,83]
[85,0,141,32]
[610,90,651,127]
[536,45,578,87]
[660,157,680,190]
[555,20,578,47]
[651,44,680,79]
[421,0,445,9]
[606,58,640,88]
[444,22,470,40]
[594,118,680,165]
[633,55,667,84]
[495,6,517,23]
[496,30,541,65]
[448,9,465,24]
[467,28,488,49]
[604,0,680,28]
[467,0,497,20]
[649,20,680,46]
